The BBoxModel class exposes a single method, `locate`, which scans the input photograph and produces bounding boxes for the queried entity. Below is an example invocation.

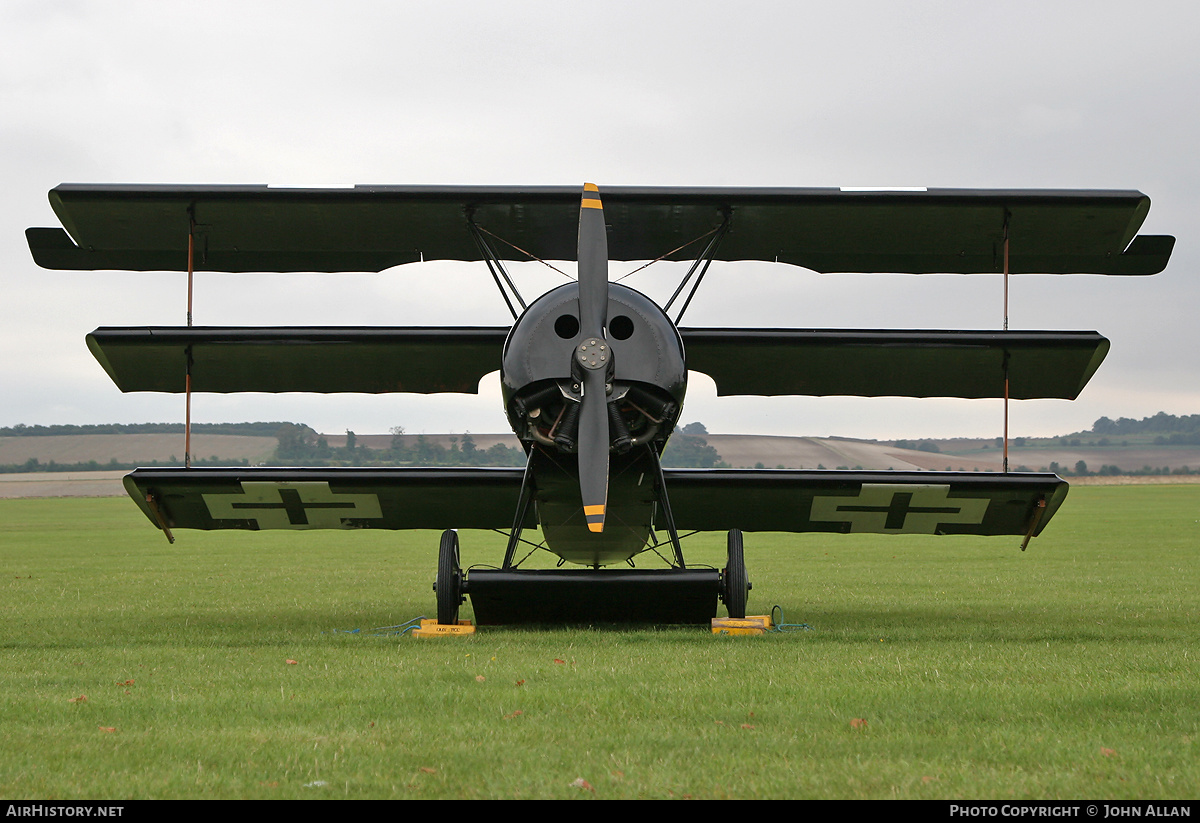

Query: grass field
[1,487,1197,799]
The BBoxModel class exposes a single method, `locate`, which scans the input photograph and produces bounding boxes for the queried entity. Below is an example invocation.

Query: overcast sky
[2,0,1196,440]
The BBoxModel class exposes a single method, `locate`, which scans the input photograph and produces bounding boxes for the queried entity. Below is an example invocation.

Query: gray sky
[3,0,1196,440]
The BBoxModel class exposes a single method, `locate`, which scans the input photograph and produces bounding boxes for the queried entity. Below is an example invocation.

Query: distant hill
[4,412,1200,477]
[0,421,292,473]
[883,411,1200,476]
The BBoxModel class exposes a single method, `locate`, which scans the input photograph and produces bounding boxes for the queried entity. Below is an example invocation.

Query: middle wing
[86,326,1106,400]
[681,328,1109,399]
[87,327,509,394]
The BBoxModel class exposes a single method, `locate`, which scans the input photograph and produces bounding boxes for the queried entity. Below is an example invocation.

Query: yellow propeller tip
[582,183,603,208]
[584,504,605,532]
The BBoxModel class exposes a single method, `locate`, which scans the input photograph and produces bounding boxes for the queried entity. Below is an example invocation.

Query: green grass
[1,487,1198,799]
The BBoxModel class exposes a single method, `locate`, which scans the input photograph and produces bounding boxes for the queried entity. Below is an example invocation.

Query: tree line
[0,456,251,474]
[273,425,527,467]
[0,422,293,437]
[1091,412,1200,436]
[272,422,728,468]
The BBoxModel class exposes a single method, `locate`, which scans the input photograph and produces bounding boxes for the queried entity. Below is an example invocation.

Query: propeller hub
[576,338,609,371]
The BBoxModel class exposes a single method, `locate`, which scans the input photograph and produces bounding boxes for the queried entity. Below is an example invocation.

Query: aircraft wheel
[436,529,462,625]
[723,529,749,619]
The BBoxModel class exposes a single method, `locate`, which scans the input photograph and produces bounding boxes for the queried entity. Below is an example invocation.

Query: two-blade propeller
[576,183,611,533]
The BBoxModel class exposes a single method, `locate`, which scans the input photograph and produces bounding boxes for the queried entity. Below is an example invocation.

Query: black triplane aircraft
[29,184,1173,625]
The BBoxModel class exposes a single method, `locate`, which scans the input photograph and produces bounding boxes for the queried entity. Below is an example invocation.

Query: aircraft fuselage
[500,282,686,565]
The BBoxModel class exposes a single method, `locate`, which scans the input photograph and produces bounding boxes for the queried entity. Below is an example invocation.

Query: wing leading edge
[30,185,1172,274]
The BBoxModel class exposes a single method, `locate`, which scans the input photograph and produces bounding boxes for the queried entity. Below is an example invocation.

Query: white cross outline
[809,483,989,534]
[203,481,383,530]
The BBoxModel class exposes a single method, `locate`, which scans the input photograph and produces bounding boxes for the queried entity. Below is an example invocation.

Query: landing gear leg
[647,445,686,568]
[501,449,537,570]
[435,529,463,625]
[722,529,749,619]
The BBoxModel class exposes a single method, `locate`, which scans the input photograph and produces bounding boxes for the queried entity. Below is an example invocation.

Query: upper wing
[87,326,510,394]
[29,184,1172,274]
[681,329,1108,399]
[124,467,530,538]
[662,469,1066,537]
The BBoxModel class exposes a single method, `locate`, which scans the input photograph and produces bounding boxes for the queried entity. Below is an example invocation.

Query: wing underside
[662,469,1067,537]
[29,185,1172,274]
[125,467,531,533]
[125,467,1065,540]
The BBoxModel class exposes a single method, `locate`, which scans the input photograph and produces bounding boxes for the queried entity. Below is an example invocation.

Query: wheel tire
[723,529,749,619]
[436,529,462,625]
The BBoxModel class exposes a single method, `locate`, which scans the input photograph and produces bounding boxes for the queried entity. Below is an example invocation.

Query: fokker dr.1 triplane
[28,183,1173,625]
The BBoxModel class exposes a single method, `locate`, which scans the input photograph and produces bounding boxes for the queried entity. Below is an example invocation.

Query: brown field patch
[0,434,276,466]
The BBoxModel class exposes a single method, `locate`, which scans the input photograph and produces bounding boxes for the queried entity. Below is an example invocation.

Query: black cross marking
[834,492,963,530]
[231,488,356,526]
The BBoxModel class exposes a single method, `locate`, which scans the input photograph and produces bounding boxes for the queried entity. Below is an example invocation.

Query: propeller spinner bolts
[576,338,608,371]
